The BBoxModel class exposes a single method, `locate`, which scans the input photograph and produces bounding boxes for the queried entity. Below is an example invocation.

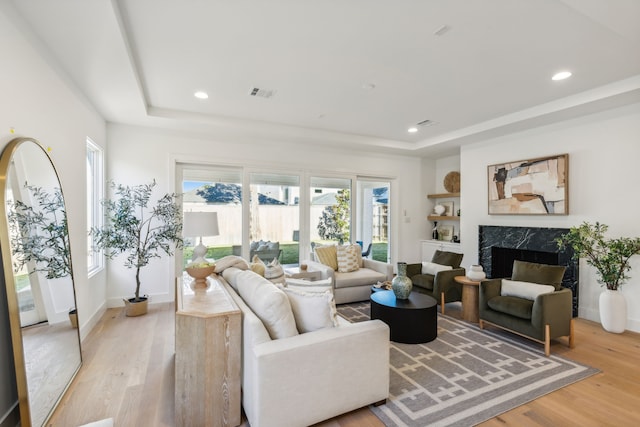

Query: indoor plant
[557,221,640,332]
[91,180,183,316]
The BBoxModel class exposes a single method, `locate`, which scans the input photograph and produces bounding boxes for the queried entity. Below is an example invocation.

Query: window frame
[86,137,104,277]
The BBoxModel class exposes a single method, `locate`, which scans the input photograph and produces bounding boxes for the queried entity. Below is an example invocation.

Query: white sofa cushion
[337,244,360,272]
[283,286,339,333]
[501,279,555,300]
[285,277,333,293]
[421,261,453,275]
[236,270,299,339]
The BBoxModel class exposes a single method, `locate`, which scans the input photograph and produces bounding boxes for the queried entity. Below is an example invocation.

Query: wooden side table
[454,275,481,323]
[175,275,241,427]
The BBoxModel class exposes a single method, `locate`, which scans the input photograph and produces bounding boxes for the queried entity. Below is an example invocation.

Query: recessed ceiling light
[194,91,209,99]
[362,83,376,90]
[408,127,418,133]
[552,71,572,81]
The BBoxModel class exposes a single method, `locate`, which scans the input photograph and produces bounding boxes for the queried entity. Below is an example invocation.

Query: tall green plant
[7,184,71,279]
[317,189,350,243]
[556,222,640,290]
[91,180,183,301]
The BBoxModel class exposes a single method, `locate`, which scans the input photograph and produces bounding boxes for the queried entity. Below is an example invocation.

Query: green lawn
[184,241,389,265]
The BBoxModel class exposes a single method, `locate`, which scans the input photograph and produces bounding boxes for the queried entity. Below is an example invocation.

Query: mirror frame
[0,137,82,426]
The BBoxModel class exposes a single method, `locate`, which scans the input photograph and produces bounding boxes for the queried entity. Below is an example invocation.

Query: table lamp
[183,212,219,264]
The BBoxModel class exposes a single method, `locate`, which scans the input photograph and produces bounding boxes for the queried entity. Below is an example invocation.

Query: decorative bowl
[185,264,216,288]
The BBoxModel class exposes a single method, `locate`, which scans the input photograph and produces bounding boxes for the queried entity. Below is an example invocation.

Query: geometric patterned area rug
[337,302,599,427]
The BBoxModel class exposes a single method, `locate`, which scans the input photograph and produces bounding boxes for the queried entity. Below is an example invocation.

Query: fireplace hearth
[479,225,578,316]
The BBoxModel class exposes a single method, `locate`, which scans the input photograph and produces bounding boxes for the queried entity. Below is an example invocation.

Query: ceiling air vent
[416,119,437,127]
[249,87,276,99]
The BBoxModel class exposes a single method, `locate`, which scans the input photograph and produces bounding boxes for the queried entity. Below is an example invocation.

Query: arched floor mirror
[0,137,82,426]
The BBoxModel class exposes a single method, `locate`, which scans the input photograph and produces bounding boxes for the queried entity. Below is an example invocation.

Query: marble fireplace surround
[478,225,578,316]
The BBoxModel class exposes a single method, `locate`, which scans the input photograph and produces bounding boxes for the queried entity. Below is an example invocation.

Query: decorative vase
[434,204,446,216]
[466,265,486,281]
[392,262,413,299]
[186,265,216,288]
[599,289,627,333]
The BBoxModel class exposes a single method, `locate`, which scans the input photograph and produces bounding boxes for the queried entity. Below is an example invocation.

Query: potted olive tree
[91,180,183,316]
[557,222,640,333]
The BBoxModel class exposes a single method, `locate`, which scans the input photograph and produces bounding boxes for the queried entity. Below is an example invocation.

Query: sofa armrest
[432,267,465,293]
[479,278,502,312]
[532,287,573,337]
[246,320,390,427]
[363,259,394,281]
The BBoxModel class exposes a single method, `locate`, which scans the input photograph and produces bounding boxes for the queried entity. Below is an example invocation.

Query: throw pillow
[264,258,285,284]
[282,286,339,333]
[500,279,555,300]
[236,270,299,339]
[421,261,453,275]
[337,244,360,273]
[213,255,249,273]
[315,245,338,271]
[284,277,333,293]
[511,260,566,290]
[250,255,266,276]
[431,250,463,268]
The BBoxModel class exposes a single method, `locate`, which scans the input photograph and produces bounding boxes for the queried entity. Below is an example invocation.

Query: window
[86,138,104,276]
[179,164,243,266]
[310,176,351,246]
[250,173,300,264]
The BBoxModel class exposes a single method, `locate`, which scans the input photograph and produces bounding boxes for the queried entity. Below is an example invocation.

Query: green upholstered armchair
[479,260,574,356]
[407,250,465,314]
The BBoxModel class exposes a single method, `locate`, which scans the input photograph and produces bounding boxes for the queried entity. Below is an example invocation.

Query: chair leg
[479,319,485,329]
[544,324,551,357]
[568,318,575,349]
[440,293,445,315]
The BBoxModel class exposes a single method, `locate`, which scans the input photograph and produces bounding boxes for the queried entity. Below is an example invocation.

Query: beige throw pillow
[282,286,339,333]
[421,261,453,275]
[501,279,555,300]
[236,270,298,340]
[250,255,266,276]
[315,245,338,270]
[337,244,360,273]
[264,258,285,284]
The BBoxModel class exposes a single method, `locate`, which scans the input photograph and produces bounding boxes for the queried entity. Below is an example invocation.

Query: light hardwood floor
[48,302,640,427]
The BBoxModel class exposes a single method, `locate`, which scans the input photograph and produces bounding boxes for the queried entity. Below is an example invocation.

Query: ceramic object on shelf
[466,265,486,281]
[392,262,413,299]
[433,204,446,215]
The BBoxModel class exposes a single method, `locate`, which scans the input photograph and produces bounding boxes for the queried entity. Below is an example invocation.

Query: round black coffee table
[370,290,437,344]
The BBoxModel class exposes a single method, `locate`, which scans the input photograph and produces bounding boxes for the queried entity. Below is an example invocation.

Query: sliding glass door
[309,176,352,248]
[249,173,300,265]
[179,164,243,266]
[356,179,390,262]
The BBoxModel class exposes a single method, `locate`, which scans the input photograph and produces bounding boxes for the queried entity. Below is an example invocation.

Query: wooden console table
[175,275,241,427]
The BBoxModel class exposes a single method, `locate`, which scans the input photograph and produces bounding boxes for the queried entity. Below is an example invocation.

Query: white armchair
[303,258,393,304]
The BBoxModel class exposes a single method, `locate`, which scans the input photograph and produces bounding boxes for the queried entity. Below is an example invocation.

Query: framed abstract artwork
[488,154,568,215]
[438,225,454,241]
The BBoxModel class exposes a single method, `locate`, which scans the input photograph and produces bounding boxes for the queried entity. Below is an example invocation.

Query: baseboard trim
[80,301,107,342]
[0,402,19,427]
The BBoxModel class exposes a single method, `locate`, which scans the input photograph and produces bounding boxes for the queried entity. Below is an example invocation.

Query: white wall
[106,123,424,306]
[0,7,108,422]
[459,102,640,332]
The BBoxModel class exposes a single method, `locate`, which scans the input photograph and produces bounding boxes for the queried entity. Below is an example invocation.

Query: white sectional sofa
[220,267,390,427]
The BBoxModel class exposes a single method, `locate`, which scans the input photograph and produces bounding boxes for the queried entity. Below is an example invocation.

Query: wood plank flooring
[48,302,640,427]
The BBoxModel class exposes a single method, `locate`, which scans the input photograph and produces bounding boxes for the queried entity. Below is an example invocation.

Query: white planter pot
[599,289,627,333]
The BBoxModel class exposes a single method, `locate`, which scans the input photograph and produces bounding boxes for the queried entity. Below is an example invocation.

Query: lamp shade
[183,212,219,238]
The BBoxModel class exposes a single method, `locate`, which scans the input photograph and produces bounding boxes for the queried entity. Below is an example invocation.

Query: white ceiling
[5,0,640,156]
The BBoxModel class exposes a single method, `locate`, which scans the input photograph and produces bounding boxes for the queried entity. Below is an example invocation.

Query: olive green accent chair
[479,260,575,356]
[407,250,465,315]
